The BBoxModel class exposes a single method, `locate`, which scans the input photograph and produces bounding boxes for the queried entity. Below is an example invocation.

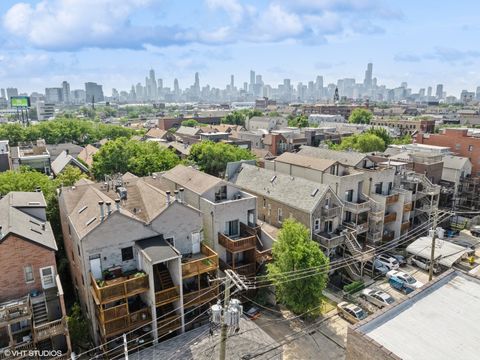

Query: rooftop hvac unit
[116,186,127,200]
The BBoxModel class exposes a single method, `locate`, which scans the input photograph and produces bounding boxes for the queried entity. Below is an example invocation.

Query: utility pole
[123,333,129,360]
[219,276,231,360]
[428,209,438,281]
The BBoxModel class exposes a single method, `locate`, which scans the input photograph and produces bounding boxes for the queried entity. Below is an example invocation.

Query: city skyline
[1,1,480,95]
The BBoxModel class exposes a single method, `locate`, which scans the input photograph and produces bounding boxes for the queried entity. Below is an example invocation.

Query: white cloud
[206,0,245,24]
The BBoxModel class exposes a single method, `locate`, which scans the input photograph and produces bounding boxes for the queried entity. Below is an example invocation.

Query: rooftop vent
[86,217,96,226]
[78,205,88,214]
[117,186,127,200]
[311,188,319,197]
[270,175,277,183]
[28,201,41,206]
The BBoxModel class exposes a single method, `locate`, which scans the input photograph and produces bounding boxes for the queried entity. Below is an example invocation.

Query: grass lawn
[320,296,336,314]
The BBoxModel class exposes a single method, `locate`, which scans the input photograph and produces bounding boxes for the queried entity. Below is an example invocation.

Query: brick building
[415,128,480,175]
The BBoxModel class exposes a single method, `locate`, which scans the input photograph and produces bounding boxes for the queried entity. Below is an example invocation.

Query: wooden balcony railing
[97,303,128,324]
[0,296,31,324]
[157,314,182,336]
[384,212,397,224]
[385,193,400,204]
[382,230,395,242]
[218,233,256,252]
[343,199,371,213]
[404,202,413,212]
[256,248,272,263]
[401,221,410,232]
[155,286,180,307]
[90,272,149,305]
[182,243,218,278]
[0,341,35,360]
[313,233,345,249]
[183,287,218,308]
[34,317,67,342]
[220,260,256,277]
[100,307,151,338]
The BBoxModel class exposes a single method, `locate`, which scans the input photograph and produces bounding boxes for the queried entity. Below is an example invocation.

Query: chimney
[166,191,171,206]
[65,149,69,155]
[115,198,120,211]
[174,190,179,202]
[106,201,112,215]
[98,201,105,221]
[179,188,184,203]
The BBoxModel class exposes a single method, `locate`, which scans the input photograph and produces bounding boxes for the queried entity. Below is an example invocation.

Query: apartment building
[227,163,346,257]
[370,118,435,135]
[416,128,480,175]
[0,192,71,358]
[0,140,11,172]
[10,139,51,175]
[58,174,219,348]
[159,165,268,278]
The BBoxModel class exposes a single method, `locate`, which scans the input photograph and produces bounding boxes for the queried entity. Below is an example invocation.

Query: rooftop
[161,164,223,195]
[356,271,480,360]
[230,163,330,213]
[274,152,337,172]
[136,236,180,264]
[51,150,89,175]
[298,146,367,167]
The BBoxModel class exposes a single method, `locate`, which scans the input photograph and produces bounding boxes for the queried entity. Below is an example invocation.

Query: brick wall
[0,234,57,302]
[346,327,400,360]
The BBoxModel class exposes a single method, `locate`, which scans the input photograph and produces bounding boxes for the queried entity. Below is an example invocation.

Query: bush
[343,281,364,294]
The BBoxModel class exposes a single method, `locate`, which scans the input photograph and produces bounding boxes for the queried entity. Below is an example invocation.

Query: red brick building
[415,128,480,175]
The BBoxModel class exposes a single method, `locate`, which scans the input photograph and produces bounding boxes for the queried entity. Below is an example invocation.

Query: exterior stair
[32,300,48,326]
[155,264,174,291]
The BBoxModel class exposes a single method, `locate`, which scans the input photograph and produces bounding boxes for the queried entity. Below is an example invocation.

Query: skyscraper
[193,72,200,96]
[149,69,157,100]
[6,88,18,101]
[427,86,432,98]
[315,76,324,99]
[85,82,104,103]
[45,88,63,104]
[174,78,180,95]
[249,70,255,93]
[230,75,234,88]
[0,89,5,99]
[62,81,70,104]
[436,84,444,99]
[364,63,373,89]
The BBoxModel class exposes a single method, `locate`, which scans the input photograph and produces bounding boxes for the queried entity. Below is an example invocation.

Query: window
[215,186,227,202]
[324,220,333,233]
[374,183,382,195]
[263,198,266,208]
[24,265,34,283]
[345,190,353,202]
[278,208,283,223]
[455,143,461,150]
[314,219,320,232]
[77,244,81,257]
[267,204,271,216]
[121,246,134,262]
[225,220,239,237]
[469,145,474,152]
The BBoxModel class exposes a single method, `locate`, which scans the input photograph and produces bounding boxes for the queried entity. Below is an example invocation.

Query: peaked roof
[275,152,337,172]
[442,155,471,170]
[46,143,84,160]
[298,146,367,167]
[162,165,223,195]
[51,150,89,175]
[146,128,168,139]
[175,126,202,136]
[0,192,57,251]
[77,144,99,167]
[230,163,330,213]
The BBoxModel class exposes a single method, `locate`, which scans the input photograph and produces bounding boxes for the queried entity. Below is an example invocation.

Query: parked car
[386,270,424,291]
[360,288,395,308]
[409,255,441,274]
[337,302,368,324]
[245,307,261,320]
[376,254,400,270]
[364,259,389,276]
[389,276,414,294]
[386,252,407,267]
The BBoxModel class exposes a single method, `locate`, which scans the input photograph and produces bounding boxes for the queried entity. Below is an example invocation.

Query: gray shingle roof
[162,165,223,195]
[175,126,202,136]
[298,146,367,167]
[442,155,470,170]
[51,150,89,175]
[0,192,57,250]
[46,143,84,160]
[230,163,329,213]
[275,152,337,172]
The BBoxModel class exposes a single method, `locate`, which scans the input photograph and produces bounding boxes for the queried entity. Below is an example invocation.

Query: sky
[1,0,480,97]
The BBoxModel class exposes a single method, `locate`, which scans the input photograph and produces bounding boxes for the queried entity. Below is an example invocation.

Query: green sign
[11,96,30,108]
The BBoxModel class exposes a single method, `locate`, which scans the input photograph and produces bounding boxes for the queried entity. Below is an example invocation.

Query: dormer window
[215,185,227,202]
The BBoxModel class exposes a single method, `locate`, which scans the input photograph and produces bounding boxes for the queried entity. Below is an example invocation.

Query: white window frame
[39,266,55,289]
[314,218,321,232]
[278,208,283,223]
[24,265,34,283]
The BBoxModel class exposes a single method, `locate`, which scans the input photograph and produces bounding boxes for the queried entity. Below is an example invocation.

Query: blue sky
[1,0,480,97]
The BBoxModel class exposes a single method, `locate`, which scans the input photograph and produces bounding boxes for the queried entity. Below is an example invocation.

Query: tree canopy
[267,219,329,315]
[221,109,263,126]
[188,141,255,177]
[331,133,386,152]
[55,165,88,187]
[181,119,199,127]
[288,115,309,128]
[0,118,141,146]
[348,108,373,124]
[91,138,181,179]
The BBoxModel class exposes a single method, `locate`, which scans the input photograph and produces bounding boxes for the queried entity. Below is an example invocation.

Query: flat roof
[136,236,179,264]
[357,271,480,360]
[406,236,468,267]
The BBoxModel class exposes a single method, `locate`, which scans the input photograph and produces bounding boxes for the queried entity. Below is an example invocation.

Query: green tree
[55,165,88,186]
[91,138,180,179]
[67,303,92,351]
[366,127,392,146]
[333,133,386,152]
[181,119,199,127]
[348,108,373,124]
[267,219,329,315]
[288,115,309,128]
[221,111,247,126]
[189,141,255,177]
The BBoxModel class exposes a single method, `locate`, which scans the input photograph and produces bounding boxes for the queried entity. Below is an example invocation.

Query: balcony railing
[182,243,218,278]
[385,193,399,204]
[100,307,151,338]
[34,317,67,342]
[401,221,410,232]
[220,260,256,277]
[321,206,342,218]
[90,272,149,305]
[183,287,218,308]
[384,212,397,224]
[155,286,180,307]
[0,341,35,360]
[97,303,128,325]
[218,233,256,252]
[256,248,272,263]
[343,198,371,213]
[343,221,368,234]
[157,314,182,336]
[367,231,382,242]
[0,296,31,324]
[313,232,345,249]
[404,202,413,212]
[382,230,395,242]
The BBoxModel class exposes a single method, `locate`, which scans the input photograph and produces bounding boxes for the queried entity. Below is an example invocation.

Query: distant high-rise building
[174,78,180,95]
[193,72,200,96]
[6,88,18,101]
[363,63,373,89]
[61,81,70,104]
[427,86,432,98]
[0,89,5,99]
[230,75,234,88]
[135,83,144,100]
[249,70,256,93]
[158,79,163,90]
[130,86,136,101]
[419,88,426,98]
[315,76,324,98]
[45,87,63,104]
[71,89,86,104]
[148,69,157,100]
[476,86,480,100]
[436,84,444,99]
[85,82,104,103]
[243,82,248,92]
